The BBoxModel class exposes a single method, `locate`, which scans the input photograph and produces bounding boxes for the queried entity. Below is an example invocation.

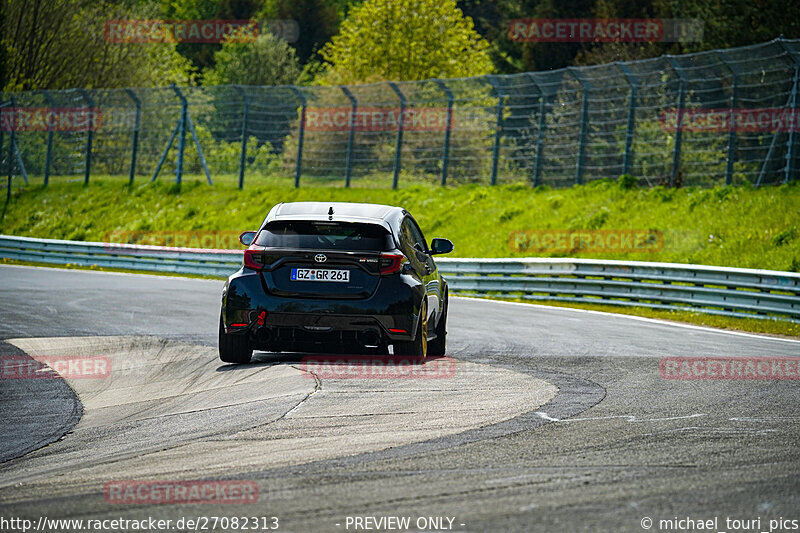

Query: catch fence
[1,38,799,189]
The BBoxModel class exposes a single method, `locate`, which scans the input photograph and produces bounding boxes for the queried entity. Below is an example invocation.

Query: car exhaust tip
[359,329,382,349]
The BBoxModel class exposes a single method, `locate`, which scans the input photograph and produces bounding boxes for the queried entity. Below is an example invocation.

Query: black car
[219,202,453,363]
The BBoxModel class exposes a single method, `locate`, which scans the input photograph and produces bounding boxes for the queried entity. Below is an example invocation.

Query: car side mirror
[430,238,454,255]
[239,231,257,246]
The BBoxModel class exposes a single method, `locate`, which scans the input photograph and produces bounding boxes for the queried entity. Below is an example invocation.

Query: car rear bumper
[222,269,422,351]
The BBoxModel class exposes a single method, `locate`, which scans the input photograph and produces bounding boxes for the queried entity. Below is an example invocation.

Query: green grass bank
[2,177,798,271]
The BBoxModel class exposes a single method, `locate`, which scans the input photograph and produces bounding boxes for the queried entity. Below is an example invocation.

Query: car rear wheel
[428,293,447,356]
[394,300,427,360]
[219,315,253,364]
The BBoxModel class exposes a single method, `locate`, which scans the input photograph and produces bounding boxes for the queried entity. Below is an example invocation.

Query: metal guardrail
[440,257,800,323]
[1,235,799,323]
[0,235,241,277]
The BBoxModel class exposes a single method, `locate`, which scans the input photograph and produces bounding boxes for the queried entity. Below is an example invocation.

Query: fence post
[388,82,406,189]
[171,84,188,186]
[666,57,686,187]
[233,86,248,190]
[784,65,800,184]
[755,48,799,188]
[185,113,212,185]
[487,75,504,186]
[124,89,141,186]
[289,86,307,188]
[150,121,180,182]
[3,99,24,194]
[4,123,8,203]
[617,63,638,177]
[77,89,94,185]
[6,116,11,198]
[717,52,740,186]
[340,86,357,188]
[528,73,548,188]
[434,79,453,186]
[778,40,800,184]
[40,90,56,186]
[525,74,543,186]
[7,97,28,184]
[569,68,591,185]
[1,101,7,201]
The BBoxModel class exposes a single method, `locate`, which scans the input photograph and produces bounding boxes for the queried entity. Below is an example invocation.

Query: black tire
[219,315,253,364]
[428,293,447,356]
[394,300,427,359]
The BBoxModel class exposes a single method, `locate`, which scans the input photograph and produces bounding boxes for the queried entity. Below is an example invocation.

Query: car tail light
[379,253,405,275]
[243,248,264,270]
[389,328,407,333]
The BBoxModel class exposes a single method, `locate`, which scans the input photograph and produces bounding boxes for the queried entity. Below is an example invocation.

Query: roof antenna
[328,206,334,220]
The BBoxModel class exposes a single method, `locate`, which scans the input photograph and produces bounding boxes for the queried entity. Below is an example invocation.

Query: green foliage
[319,0,494,83]
[204,32,301,86]
[255,0,342,64]
[2,0,194,91]
[617,174,639,189]
[460,0,800,73]
[4,0,800,91]
[161,0,263,75]
[180,125,281,176]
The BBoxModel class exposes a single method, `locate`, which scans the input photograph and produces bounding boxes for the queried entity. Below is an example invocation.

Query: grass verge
[2,177,798,271]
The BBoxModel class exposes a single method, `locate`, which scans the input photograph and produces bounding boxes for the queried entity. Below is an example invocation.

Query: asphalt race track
[1,264,799,532]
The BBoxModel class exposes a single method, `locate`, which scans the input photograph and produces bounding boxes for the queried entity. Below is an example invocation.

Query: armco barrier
[1,235,798,323]
[440,257,800,323]
[0,235,241,277]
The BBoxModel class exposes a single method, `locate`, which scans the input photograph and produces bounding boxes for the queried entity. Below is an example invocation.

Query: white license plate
[290,268,350,282]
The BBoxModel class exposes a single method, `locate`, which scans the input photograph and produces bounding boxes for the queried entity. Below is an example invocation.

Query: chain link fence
[1,38,799,189]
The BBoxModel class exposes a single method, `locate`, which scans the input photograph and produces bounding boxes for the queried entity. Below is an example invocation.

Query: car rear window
[255,221,394,251]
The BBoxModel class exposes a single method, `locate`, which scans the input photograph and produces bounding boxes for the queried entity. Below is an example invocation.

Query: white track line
[454,295,800,345]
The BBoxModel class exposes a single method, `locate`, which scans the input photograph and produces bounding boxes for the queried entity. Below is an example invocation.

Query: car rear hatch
[250,220,395,300]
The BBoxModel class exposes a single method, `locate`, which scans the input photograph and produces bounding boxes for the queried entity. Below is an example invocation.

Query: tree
[461,0,800,73]
[255,0,342,64]
[161,0,264,78]
[204,32,301,86]
[319,0,494,83]
[1,0,193,91]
